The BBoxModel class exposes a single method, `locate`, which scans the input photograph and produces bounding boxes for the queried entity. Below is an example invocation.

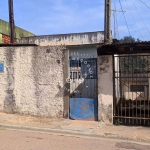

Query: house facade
[0,31,112,124]
[1,32,150,125]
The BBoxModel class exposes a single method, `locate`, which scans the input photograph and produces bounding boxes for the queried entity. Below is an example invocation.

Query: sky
[0,0,150,41]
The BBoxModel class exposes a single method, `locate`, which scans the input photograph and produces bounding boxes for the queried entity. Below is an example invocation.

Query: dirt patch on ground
[94,125,150,141]
[0,112,59,125]
[68,120,99,129]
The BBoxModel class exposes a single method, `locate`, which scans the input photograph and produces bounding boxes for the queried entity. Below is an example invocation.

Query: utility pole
[8,0,15,44]
[104,0,112,44]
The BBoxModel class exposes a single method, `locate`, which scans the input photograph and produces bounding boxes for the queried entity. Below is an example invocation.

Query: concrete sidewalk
[0,112,150,143]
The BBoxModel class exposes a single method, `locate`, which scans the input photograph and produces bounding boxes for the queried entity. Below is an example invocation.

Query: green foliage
[119,55,150,74]
[115,119,123,126]
[119,36,142,43]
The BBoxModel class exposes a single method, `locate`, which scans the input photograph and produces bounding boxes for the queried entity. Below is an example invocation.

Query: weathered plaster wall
[98,55,113,124]
[69,45,97,58]
[20,31,104,46]
[0,46,65,117]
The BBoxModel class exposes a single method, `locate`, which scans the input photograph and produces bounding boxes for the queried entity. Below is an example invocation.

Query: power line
[131,0,150,35]
[118,0,132,41]
[112,0,126,39]
[112,0,118,39]
[138,0,150,10]
[115,12,120,39]
[125,0,144,40]
[112,9,120,39]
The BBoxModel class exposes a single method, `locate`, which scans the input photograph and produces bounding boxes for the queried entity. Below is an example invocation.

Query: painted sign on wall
[0,63,4,72]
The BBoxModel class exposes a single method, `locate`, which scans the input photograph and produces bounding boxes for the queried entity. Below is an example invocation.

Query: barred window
[130,85,144,92]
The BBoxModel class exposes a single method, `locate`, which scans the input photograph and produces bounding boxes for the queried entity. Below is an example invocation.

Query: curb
[0,123,150,146]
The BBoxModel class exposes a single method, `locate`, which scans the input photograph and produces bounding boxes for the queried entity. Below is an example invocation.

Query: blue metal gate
[68,58,98,120]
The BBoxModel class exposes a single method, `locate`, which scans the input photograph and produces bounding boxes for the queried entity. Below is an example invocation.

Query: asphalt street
[0,129,150,150]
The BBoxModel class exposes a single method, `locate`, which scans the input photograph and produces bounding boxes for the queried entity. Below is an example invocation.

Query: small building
[0,19,35,44]
[0,31,105,122]
[0,32,150,126]
[20,31,104,121]
[97,42,150,126]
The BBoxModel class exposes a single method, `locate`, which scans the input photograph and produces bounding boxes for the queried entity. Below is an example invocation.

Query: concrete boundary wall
[20,31,104,46]
[0,45,114,122]
[0,46,66,118]
[98,55,113,124]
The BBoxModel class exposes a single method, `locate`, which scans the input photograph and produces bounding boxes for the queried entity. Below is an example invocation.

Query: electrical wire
[113,0,120,39]
[138,0,150,10]
[112,0,116,38]
[125,0,144,40]
[116,13,120,39]
[119,0,132,41]
[112,0,116,39]
[131,0,150,35]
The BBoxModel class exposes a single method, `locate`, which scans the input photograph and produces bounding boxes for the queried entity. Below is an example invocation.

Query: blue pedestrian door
[69,58,98,120]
